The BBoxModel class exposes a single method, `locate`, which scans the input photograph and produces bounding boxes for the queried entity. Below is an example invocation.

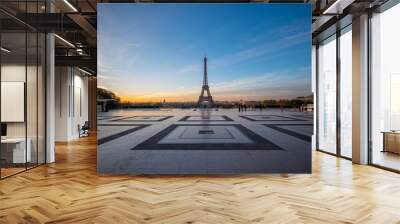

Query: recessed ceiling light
[323,0,354,15]
[63,0,78,12]
[54,34,75,48]
[78,67,92,76]
[1,47,11,53]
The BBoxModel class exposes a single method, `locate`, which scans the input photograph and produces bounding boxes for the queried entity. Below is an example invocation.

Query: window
[370,2,400,171]
[339,26,352,158]
[317,35,337,154]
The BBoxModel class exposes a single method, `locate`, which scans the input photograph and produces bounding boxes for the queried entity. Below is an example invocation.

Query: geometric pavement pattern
[132,124,284,150]
[96,110,313,173]
[239,115,307,122]
[263,124,313,142]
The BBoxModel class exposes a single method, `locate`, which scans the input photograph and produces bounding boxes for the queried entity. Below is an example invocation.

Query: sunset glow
[98,4,311,102]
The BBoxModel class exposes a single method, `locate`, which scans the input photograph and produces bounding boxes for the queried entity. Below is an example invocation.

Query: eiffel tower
[198,56,214,106]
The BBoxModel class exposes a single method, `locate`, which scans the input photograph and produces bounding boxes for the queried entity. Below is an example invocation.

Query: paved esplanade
[97,108,313,174]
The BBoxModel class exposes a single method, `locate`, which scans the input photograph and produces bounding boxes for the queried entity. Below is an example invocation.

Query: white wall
[1,82,25,122]
[1,65,42,138]
[55,67,89,141]
[1,65,27,139]
[55,66,69,141]
[1,63,46,164]
[71,72,89,138]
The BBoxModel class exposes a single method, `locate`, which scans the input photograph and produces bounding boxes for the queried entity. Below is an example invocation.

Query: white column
[46,32,55,163]
[352,14,369,164]
[45,0,56,163]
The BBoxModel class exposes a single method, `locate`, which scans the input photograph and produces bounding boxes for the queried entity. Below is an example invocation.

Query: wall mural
[97,3,313,174]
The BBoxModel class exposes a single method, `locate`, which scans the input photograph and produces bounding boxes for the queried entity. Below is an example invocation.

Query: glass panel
[26,0,39,169]
[38,33,46,165]
[371,3,400,171]
[312,45,317,150]
[339,27,352,158]
[27,31,38,169]
[1,31,27,177]
[318,35,337,154]
[0,1,46,179]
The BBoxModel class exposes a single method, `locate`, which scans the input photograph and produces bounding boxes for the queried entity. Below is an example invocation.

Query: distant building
[97,99,117,112]
[306,104,314,112]
[296,95,313,102]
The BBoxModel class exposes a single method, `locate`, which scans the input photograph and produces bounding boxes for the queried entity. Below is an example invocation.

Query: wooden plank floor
[1,135,400,224]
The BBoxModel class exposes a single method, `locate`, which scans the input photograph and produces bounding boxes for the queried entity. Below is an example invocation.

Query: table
[1,138,31,163]
[382,131,400,154]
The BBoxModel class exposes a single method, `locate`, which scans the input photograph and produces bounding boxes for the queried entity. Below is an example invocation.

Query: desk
[382,131,400,154]
[1,138,31,163]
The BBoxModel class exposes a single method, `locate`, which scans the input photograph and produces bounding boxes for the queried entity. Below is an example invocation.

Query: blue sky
[98,4,311,102]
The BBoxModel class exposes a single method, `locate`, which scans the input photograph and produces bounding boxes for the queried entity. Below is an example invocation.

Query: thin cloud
[97,74,114,80]
[175,63,202,75]
[210,33,309,69]
[126,43,141,47]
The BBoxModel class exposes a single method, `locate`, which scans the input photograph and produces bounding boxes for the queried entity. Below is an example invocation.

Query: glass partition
[1,31,28,177]
[0,2,46,179]
[317,35,337,154]
[27,31,38,169]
